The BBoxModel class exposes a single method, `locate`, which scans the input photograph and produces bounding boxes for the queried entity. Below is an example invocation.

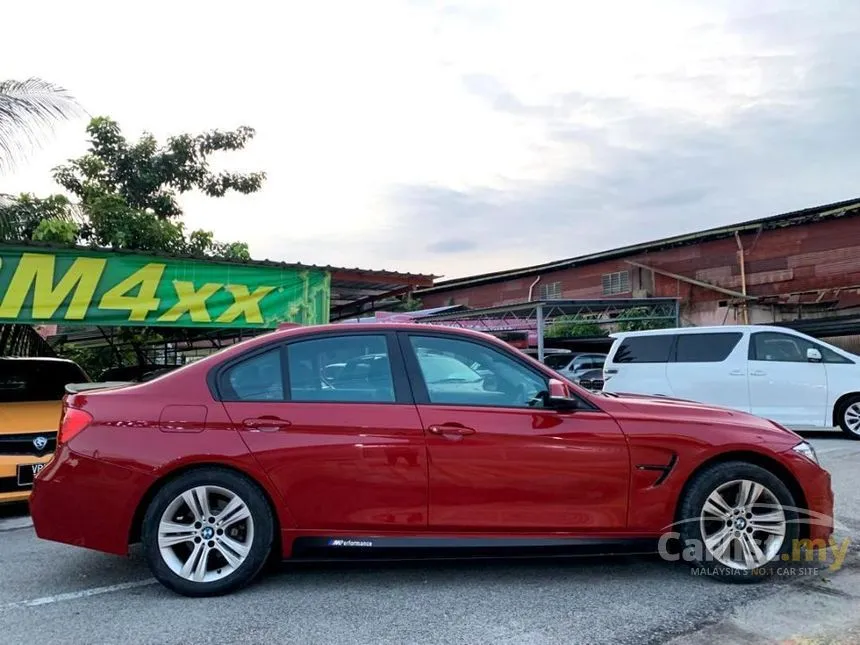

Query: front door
[220,332,428,530]
[400,332,630,532]
[748,331,828,427]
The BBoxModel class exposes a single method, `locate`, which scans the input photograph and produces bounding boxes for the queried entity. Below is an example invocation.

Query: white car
[543,352,607,382]
[602,325,860,438]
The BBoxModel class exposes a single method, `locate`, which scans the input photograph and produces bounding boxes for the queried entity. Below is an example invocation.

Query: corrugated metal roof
[418,197,860,294]
[0,240,436,284]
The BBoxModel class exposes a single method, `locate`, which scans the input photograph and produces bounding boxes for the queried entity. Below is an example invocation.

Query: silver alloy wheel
[844,402,860,435]
[699,479,786,571]
[158,485,254,583]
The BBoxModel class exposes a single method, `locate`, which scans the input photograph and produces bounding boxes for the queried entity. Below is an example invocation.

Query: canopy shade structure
[415,298,681,361]
[0,243,435,330]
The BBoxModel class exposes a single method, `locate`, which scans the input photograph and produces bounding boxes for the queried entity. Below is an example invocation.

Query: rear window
[0,360,89,403]
[675,333,742,363]
[612,335,675,363]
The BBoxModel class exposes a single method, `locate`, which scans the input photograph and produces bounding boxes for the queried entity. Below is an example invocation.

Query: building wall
[420,217,860,326]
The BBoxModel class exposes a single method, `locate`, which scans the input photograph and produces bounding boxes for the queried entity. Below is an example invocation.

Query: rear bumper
[30,445,155,555]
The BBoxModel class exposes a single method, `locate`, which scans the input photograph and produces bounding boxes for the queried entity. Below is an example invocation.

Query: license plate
[17,463,45,487]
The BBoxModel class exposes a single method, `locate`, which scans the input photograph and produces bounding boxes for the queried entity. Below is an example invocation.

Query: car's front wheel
[677,461,798,583]
[141,467,274,597]
[836,395,860,440]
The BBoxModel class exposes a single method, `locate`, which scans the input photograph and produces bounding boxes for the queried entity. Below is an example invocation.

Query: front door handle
[242,416,292,431]
[428,424,476,437]
[750,370,767,377]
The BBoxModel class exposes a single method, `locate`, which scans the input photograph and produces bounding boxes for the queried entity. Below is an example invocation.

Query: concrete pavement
[0,432,857,645]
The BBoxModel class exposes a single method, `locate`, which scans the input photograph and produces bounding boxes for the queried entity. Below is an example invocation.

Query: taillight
[58,407,93,445]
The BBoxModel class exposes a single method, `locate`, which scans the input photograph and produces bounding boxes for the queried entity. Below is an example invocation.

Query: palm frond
[0,192,87,242]
[0,78,86,173]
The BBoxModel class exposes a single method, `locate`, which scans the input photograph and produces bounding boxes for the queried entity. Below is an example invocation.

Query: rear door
[748,331,828,426]
[219,331,428,531]
[665,331,750,410]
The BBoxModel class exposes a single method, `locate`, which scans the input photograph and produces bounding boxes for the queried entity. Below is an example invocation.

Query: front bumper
[781,447,834,542]
[0,453,54,505]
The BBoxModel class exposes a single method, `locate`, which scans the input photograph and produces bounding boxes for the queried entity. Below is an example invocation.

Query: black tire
[836,394,860,440]
[676,461,798,583]
[141,467,274,597]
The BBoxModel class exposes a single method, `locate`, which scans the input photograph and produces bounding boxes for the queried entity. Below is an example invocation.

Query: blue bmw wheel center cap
[201,527,214,539]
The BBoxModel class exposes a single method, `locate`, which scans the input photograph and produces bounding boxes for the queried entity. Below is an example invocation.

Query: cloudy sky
[3,0,859,279]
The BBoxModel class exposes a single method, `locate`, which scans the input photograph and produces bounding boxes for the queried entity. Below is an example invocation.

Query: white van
[602,325,860,438]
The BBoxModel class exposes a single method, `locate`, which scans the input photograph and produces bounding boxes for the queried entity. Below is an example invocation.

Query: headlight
[792,441,818,465]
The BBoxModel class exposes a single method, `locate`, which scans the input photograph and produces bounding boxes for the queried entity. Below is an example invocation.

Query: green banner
[0,246,330,328]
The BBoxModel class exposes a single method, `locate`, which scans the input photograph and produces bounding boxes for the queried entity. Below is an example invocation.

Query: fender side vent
[635,454,678,487]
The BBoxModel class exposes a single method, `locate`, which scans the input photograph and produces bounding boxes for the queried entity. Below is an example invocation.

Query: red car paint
[30,323,833,560]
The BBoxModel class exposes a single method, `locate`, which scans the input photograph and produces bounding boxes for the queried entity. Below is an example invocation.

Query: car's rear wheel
[836,395,860,439]
[142,468,274,597]
[677,461,798,583]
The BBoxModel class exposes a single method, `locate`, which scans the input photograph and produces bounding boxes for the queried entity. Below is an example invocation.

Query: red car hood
[594,392,802,439]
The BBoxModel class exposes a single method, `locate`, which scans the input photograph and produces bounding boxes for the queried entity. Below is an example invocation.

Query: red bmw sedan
[30,324,833,596]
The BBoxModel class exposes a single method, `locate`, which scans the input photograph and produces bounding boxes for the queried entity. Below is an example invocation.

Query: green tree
[0,116,262,259]
[1,116,263,364]
[545,317,607,339]
[614,307,674,332]
[0,78,83,357]
[0,78,84,173]
[390,294,423,312]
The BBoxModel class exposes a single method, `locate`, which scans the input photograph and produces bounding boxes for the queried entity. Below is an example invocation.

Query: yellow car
[0,357,90,504]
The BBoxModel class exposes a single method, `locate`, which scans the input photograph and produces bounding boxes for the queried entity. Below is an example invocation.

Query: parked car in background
[0,357,89,504]
[603,326,860,438]
[544,352,607,382]
[572,367,604,391]
[31,323,832,597]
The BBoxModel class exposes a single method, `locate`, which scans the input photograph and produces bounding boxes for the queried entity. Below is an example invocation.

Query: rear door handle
[729,369,745,376]
[242,416,292,431]
[428,424,476,437]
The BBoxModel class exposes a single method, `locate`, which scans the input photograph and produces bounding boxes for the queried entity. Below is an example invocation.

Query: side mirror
[807,348,822,363]
[546,378,578,411]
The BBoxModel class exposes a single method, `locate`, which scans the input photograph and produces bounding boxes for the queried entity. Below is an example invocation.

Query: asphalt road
[1,431,858,645]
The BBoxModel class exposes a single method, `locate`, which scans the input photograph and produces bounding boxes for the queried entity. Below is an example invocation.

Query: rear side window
[0,360,89,403]
[612,335,675,363]
[223,348,284,401]
[675,333,742,363]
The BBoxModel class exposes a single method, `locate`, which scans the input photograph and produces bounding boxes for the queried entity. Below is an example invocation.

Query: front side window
[750,332,813,363]
[613,335,675,363]
[751,332,852,364]
[223,348,285,401]
[287,335,395,402]
[409,335,547,408]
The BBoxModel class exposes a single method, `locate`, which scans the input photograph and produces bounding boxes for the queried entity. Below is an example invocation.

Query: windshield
[419,355,484,384]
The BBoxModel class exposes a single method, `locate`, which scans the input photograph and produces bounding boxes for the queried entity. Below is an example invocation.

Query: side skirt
[288,535,659,562]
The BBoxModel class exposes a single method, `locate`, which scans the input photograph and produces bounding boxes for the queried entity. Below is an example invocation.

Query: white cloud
[2,0,858,278]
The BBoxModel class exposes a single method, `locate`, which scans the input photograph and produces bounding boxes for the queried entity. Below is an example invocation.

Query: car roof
[608,325,802,339]
[200,322,521,366]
